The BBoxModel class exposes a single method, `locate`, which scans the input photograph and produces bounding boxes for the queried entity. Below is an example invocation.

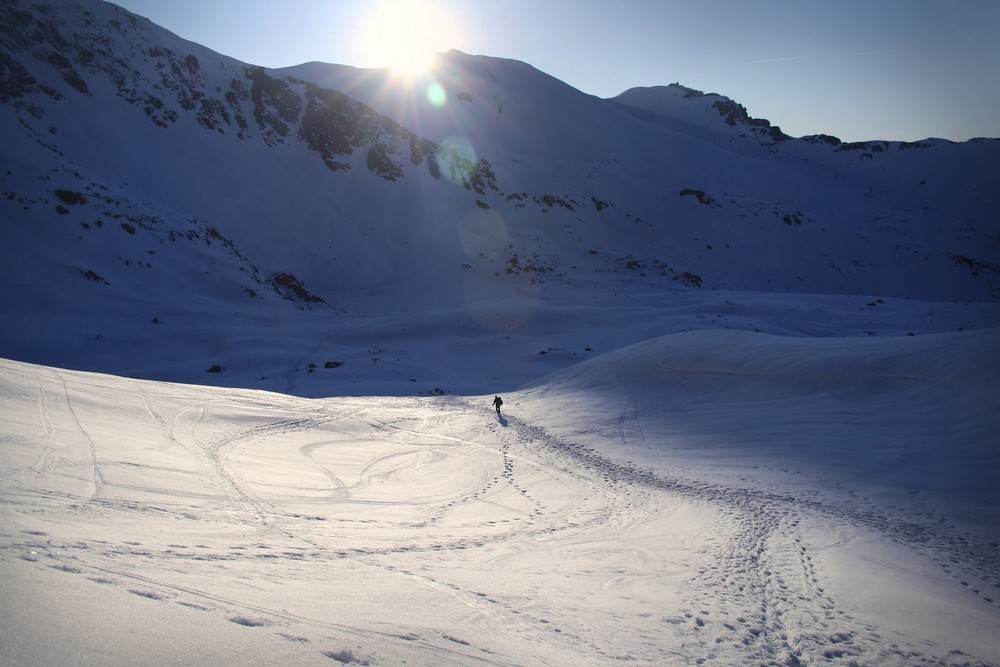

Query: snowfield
[2,1,999,664]
[2,326,998,666]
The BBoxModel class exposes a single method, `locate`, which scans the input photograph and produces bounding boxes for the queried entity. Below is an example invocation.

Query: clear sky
[108,0,999,143]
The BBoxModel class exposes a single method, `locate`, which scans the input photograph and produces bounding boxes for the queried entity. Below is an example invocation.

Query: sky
[101,1,1000,142]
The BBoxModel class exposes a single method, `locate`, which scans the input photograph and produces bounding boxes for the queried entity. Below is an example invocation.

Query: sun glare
[361,0,459,79]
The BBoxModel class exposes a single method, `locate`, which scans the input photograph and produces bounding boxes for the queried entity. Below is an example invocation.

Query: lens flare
[426,81,447,107]
[458,207,508,261]
[463,272,541,333]
[437,135,477,185]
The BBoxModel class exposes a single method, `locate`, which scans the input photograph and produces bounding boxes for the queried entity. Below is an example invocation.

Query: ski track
[498,402,1000,666]
[22,369,107,500]
[198,414,334,527]
[2,372,998,666]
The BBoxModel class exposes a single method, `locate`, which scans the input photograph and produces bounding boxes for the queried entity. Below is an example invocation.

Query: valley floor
[1,350,998,666]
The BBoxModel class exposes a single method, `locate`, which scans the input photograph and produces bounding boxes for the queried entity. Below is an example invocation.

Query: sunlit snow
[1,1,999,665]
[2,323,998,665]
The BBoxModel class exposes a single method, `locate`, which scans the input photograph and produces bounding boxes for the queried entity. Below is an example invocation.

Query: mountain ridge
[1,0,998,396]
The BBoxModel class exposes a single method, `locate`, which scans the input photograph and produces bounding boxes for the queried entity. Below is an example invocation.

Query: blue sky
[109,0,999,142]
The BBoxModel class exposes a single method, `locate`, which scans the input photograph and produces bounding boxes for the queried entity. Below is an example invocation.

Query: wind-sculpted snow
[2,326,998,666]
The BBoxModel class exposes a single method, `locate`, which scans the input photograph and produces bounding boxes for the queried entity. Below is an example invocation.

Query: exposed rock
[54,189,87,205]
[680,188,721,208]
[0,51,36,101]
[803,134,842,147]
[77,268,108,284]
[367,143,403,181]
[711,99,789,142]
[535,194,576,211]
[247,67,301,145]
[269,272,325,305]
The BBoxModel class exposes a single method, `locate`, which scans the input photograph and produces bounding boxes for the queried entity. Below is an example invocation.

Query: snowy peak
[280,48,645,164]
[611,83,789,143]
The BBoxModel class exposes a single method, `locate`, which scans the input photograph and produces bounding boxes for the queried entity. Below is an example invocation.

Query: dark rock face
[534,194,576,211]
[269,272,325,305]
[0,3,89,97]
[367,144,403,181]
[711,99,789,142]
[298,84,357,167]
[0,51,37,101]
[54,189,87,205]
[803,134,843,147]
[679,189,720,208]
[248,66,301,145]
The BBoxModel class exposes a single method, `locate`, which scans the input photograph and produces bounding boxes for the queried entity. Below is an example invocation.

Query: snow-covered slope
[1,0,998,395]
[2,2,999,664]
[2,325,998,666]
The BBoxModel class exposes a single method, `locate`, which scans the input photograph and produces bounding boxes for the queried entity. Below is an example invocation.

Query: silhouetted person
[492,395,503,416]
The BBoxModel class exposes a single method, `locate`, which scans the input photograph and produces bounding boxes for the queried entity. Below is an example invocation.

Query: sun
[361,0,459,79]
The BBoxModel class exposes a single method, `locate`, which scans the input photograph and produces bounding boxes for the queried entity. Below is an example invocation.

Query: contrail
[741,50,897,66]
[741,54,817,65]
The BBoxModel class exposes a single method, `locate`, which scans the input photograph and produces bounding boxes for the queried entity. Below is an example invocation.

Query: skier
[492,395,503,416]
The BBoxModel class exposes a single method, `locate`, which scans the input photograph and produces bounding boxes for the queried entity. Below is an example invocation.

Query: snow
[2,322,999,666]
[2,1,999,664]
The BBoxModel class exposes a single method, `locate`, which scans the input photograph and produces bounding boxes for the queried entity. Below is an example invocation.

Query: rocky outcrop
[248,67,301,145]
[269,272,325,305]
[711,99,789,142]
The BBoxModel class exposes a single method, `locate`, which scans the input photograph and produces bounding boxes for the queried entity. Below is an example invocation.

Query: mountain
[3,3,1000,665]
[1,0,998,396]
